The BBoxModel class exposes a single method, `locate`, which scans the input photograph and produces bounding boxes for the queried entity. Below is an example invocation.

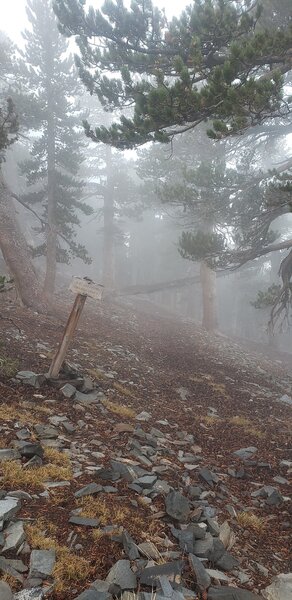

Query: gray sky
[2,0,188,44]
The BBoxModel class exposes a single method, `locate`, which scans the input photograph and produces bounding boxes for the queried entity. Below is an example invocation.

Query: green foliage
[179,230,225,262]
[19,0,92,265]
[53,0,292,148]
[251,284,282,309]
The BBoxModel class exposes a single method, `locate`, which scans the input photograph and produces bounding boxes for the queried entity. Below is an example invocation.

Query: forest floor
[0,294,291,599]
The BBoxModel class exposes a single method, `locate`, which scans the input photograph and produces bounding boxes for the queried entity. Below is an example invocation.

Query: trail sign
[69,277,104,300]
[48,277,103,379]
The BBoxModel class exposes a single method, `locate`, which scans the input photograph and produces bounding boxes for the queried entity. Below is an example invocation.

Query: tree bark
[43,95,57,299]
[0,170,45,311]
[102,146,115,288]
[200,261,218,332]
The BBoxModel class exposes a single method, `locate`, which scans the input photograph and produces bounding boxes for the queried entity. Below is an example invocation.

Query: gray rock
[215,550,239,571]
[165,490,190,523]
[193,533,214,558]
[6,490,32,500]
[62,420,76,434]
[29,549,56,579]
[135,411,151,422]
[122,531,140,560]
[139,561,183,587]
[2,520,25,552]
[16,371,45,388]
[134,475,157,489]
[0,497,20,525]
[138,542,161,560]
[278,394,292,406]
[189,486,203,499]
[14,590,44,600]
[14,441,44,458]
[110,460,138,482]
[74,483,103,498]
[3,559,28,573]
[206,569,230,582]
[34,424,59,439]
[75,390,101,404]
[74,591,101,600]
[189,553,211,592]
[106,560,137,590]
[0,581,13,600]
[262,573,292,600]
[23,455,43,469]
[233,447,257,460]
[152,480,171,495]
[0,448,21,461]
[0,556,24,582]
[69,516,100,527]
[199,468,219,487]
[208,587,261,599]
[60,383,76,398]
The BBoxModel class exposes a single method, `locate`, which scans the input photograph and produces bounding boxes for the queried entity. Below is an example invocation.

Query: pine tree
[20,0,93,298]
[53,0,292,148]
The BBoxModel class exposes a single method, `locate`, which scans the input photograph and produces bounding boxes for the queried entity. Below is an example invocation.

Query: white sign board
[69,277,104,301]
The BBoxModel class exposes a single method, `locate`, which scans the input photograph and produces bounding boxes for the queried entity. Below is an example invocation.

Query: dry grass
[230,416,251,427]
[26,521,92,593]
[0,355,19,377]
[113,382,137,399]
[0,402,38,425]
[1,460,73,490]
[1,574,22,592]
[200,415,221,426]
[77,496,130,525]
[44,447,71,467]
[229,416,264,439]
[87,367,106,381]
[237,512,266,533]
[101,398,136,419]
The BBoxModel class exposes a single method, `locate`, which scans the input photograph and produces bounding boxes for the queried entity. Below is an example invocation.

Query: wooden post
[48,293,87,378]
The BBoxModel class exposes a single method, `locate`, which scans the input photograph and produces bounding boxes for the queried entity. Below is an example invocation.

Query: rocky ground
[0,296,291,600]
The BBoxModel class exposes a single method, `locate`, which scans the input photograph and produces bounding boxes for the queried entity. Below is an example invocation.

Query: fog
[1,0,292,359]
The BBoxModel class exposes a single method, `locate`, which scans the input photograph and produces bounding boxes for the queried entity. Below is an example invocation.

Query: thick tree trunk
[102,146,115,288]
[43,104,57,299]
[0,171,45,311]
[200,260,218,332]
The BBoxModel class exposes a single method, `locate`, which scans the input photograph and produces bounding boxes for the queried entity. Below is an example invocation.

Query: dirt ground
[0,295,291,598]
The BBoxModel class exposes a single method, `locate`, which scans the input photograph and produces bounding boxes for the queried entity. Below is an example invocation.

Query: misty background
[1,0,292,354]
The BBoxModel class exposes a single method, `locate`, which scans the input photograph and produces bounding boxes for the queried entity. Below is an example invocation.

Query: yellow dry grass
[77,496,130,525]
[101,399,136,419]
[229,416,264,439]
[44,447,71,467]
[1,460,73,490]
[0,402,38,425]
[200,415,221,426]
[26,521,92,593]
[0,355,19,377]
[86,367,106,381]
[237,512,266,533]
[113,382,137,399]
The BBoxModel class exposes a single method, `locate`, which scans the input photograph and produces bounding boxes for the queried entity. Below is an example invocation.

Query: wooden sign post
[48,277,103,379]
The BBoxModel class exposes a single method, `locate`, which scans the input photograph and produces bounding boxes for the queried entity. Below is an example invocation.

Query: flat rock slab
[74,591,102,600]
[262,572,292,600]
[106,559,137,590]
[139,561,183,586]
[14,590,44,600]
[0,581,13,600]
[75,390,101,404]
[60,383,76,398]
[165,491,190,523]
[208,587,261,599]
[74,483,103,498]
[2,520,25,552]
[233,447,257,460]
[0,449,21,461]
[69,516,100,527]
[29,549,56,579]
[0,498,20,525]
[189,553,211,592]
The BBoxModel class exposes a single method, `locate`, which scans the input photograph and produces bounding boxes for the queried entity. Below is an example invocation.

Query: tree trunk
[102,146,115,288]
[0,170,45,311]
[43,102,57,299]
[200,261,218,332]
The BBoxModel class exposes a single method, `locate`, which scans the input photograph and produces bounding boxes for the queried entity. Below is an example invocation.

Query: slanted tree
[54,0,292,147]
[0,32,46,311]
[20,0,92,299]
